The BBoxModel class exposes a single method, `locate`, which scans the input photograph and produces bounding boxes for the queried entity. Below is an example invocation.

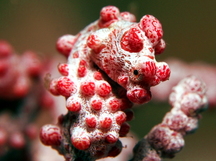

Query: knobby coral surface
[130,76,207,160]
[0,40,55,160]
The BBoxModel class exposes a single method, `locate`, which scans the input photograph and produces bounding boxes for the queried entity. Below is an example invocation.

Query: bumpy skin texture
[41,6,170,160]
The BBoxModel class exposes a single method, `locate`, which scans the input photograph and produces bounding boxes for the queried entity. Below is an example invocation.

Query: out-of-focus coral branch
[130,75,208,161]
[152,58,216,107]
[0,40,55,160]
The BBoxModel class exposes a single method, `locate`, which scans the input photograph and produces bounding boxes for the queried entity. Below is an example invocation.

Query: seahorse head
[87,6,170,104]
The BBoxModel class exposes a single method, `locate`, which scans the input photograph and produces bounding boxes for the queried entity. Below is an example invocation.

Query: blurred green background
[0,1,216,161]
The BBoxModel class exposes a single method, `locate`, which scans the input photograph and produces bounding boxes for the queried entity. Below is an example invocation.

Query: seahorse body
[45,6,170,158]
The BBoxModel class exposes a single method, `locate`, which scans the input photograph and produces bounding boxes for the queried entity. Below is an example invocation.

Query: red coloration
[96,82,112,97]
[9,132,25,149]
[66,97,81,112]
[56,34,76,57]
[71,132,91,150]
[58,63,69,76]
[156,62,171,82]
[119,123,130,137]
[0,128,7,146]
[87,34,101,50]
[56,77,76,97]
[147,125,184,154]
[85,116,97,128]
[115,111,127,125]
[121,28,144,52]
[91,99,103,111]
[180,93,202,116]
[139,15,163,45]
[108,98,121,112]
[0,40,13,57]
[80,81,95,96]
[99,6,120,28]
[78,66,87,77]
[72,51,79,58]
[105,134,118,143]
[127,88,151,104]
[93,71,103,80]
[49,79,60,96]
[155,39,166,55]
[141,60,156,79]
[79,60,87,66]
[40,124,62,146]
[117,76,128,86]
[120,98,133,110]
[13,76,30,97]
[120,12,136,22]
[100,116,112,129]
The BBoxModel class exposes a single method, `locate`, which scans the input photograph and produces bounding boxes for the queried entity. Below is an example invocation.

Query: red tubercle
[71,132,91,150]
[66,97,82,112]
[72,51,79,58]
[93,71,103,80]
[139,15,163,46]
[58,63,69,76]
[56,76,76,97]
[120,12,136,22]
[115,111,127,125]
[49,79,60,96]
[105,133,118,144]
[141,60,157,79]
[40,124,62,146]
[156,62,171,82]
[155,39,166,55]
[96,81,112,97]
[56,34,77,57]
[85,116,97,128]
[108,98,121,112]
[98,6,120,28]
[127,88,151,104]
[91,99,103,111]
[121,27,144,52]
[117,76,129,87]
[87,34,105,53]
[80,81,95,96]
[100,116,112,129]
[79,59,87,66]
[78,66,87,77]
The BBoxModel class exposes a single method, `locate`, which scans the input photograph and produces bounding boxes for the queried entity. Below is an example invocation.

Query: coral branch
[131,76,208,160]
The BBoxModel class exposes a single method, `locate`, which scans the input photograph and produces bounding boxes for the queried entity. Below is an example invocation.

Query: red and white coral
[40,5,170,160]
[146,76,207,158]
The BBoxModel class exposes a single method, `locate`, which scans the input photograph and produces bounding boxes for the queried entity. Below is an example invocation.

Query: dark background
[0,1,216,160]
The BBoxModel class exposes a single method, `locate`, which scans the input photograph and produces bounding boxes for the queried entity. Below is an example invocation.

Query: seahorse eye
[133,70,139,75]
